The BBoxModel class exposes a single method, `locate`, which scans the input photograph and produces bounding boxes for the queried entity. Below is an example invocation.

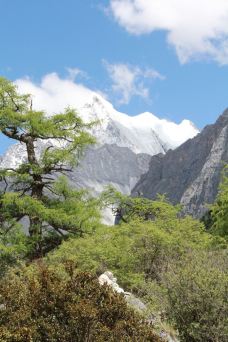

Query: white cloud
[104,61,164,104]
[15,65,163,113]
[109,0,228,64]
[65,67,87,81]
[15,72,96,114]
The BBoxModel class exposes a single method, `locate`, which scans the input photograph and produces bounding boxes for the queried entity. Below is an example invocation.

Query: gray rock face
[132,109,228,217]
[69,144,151,195]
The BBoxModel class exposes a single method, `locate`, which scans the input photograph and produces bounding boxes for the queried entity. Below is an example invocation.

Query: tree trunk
[26,137,44,258]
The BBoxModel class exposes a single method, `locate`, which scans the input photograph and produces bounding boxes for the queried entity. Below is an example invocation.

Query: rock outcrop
[98,271,147,312]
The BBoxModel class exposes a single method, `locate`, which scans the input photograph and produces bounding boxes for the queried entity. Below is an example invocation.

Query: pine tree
[0,77,100,259]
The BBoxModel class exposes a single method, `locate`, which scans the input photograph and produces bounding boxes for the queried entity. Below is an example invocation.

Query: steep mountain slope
[132,109,228,217]
[69,144,151,195]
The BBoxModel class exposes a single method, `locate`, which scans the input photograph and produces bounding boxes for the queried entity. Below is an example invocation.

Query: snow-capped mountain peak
[0,89,199,169]
[12,73,199,156]
[76,94,199,155]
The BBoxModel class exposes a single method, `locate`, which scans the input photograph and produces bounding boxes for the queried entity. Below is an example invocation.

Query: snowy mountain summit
[76,94,199,155]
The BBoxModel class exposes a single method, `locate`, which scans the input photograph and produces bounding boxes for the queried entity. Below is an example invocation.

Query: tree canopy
[101,185,180,224]
[0,77,100,259]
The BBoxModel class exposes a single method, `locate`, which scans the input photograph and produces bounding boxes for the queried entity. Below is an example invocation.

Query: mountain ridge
[15,74,199,155]
[0,93,199,167]
[132,109,228,217]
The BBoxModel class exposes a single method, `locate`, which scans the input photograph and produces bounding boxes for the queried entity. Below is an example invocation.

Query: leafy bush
[101,186,180,223]
[0,263,160,342]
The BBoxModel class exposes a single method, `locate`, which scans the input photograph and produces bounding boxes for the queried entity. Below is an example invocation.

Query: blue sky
[1,0,228,153]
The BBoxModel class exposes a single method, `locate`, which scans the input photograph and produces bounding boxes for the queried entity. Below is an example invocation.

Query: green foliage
[47,196,228,341]
[209,165,228,239]
[47,200,215,291]
[0,77,100,259]
[1,178,100,235]
[101,185,180,223]
[0,224,28,276]
[164,251,228,342]
[0,263,160,342]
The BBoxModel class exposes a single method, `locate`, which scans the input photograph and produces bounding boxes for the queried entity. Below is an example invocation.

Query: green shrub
[163,251,228,342]
[47,214,215,291]
[46,208,227,341]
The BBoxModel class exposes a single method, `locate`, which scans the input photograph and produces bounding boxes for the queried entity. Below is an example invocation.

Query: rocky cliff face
[132,109,228,217]
[69,144,151,195]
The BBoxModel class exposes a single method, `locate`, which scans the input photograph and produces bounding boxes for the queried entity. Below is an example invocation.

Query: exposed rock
[132,109,228,217]
[98,271,147,312]
[69,144,151,195]
[98,271,125,294]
